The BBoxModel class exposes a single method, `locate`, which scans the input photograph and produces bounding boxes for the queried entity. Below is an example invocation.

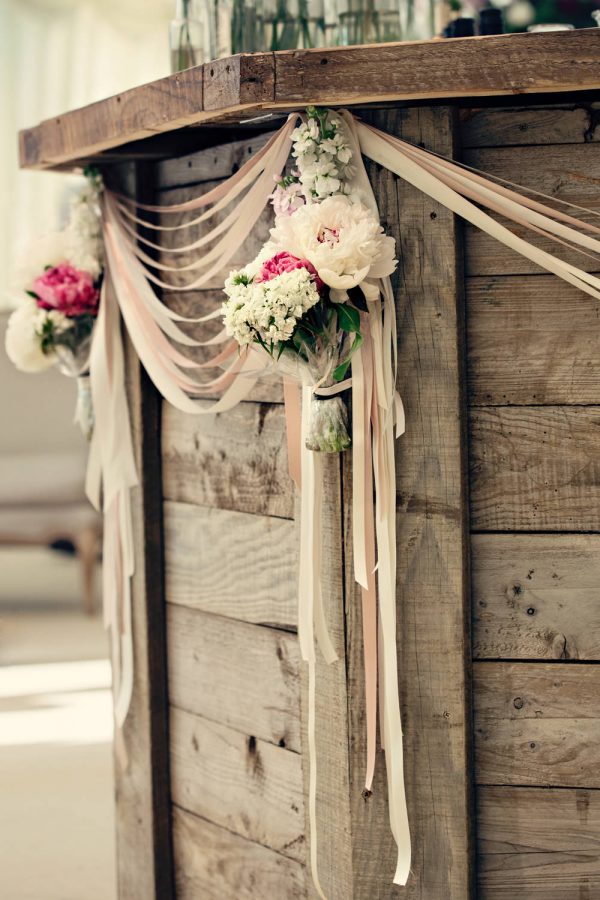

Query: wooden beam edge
[18,31,600,171]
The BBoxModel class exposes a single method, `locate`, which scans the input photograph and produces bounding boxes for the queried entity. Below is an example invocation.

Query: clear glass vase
[55,339,95,441]
[170,0,209,71]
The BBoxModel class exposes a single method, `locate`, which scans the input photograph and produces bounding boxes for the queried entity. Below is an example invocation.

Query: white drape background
[0,0,175,309]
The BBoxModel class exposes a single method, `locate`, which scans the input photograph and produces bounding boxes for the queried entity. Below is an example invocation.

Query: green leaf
[25,290,39,300]
[336,304,360,333]
[347,286,368,312]
[332,332,363,382]
[333,359,352,382]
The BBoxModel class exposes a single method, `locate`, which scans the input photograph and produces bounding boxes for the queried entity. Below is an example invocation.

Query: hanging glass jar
[170,0,210,72]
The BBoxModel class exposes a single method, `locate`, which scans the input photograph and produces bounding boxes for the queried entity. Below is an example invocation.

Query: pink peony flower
[32,263,99,317]
[255,251,324,291]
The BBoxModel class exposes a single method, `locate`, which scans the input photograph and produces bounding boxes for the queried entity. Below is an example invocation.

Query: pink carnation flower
[33,263,99,317]
[255,251,324,291]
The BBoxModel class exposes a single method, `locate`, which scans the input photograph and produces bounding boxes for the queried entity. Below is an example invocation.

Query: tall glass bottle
[170,0,210,71]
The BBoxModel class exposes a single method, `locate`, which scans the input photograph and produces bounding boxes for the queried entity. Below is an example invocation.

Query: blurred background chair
[0,311,101,614]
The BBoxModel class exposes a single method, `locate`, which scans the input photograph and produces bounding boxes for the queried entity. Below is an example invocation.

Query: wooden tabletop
[19,29,600,171]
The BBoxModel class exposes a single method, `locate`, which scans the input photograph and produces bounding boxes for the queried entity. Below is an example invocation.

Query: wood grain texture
[21,32,600,171]
[164,500,297,629]
[472,534,600,661]
[477,785,600,898]
[116,163,174,900]
[353,107,474,898]
[460,103,600,149]
[474,661,600,788]
[204,53,275,111]
[466,275,600,406]
[19,66,204,170]
[156,131,273,190]
[274,31,600,105]
[167,603,301,751]
[469,406,600,532]
[170,706,305,861]
[463,143,600,277]
[162,399,293,518]
[172,805,307,900]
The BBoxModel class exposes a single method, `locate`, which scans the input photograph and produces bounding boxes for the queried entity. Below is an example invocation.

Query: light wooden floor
[0,547,117,900]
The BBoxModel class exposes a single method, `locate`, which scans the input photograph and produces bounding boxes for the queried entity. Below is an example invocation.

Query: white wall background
[0,0,175,309]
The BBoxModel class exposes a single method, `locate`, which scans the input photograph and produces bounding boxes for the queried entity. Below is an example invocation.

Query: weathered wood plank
[350,107,474,898]
[156,131,273,190]
[172,805,306,900]
[164,500,297,629]
[170,706,305,862]
[472,534,600,661]
[162,399,294,518]
[477,785,600,899]
[204,53,275,111]
[21,33,600,171]
[167,603,301,751]
[467,275,600,406]
[460,103,600,149]
[469,406,600,532]
[19,66,205,170]
[117,163,174,900]
[474,661,600,788]
[464,143,600,277]
[274,32,600,107]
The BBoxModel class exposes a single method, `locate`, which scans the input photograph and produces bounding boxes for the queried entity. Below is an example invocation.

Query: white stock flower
[66,185,104,278]
[290,111,353,203]
[270,195,397,292]
[4,299,57,373]
[223,266,321,348]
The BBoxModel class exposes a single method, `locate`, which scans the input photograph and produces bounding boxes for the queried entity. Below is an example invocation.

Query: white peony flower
[270,195,397,293]
[4,299,57,373]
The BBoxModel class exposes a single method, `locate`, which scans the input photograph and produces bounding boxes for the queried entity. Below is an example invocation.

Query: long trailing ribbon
[90,107,600,895]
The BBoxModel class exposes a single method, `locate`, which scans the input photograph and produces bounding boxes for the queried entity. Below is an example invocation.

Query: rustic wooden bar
[20,30,600,900]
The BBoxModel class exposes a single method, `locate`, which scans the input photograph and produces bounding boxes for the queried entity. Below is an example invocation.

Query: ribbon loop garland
[87,108,600,897]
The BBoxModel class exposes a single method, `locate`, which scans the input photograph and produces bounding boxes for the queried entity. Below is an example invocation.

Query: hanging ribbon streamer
[89,107,600,895]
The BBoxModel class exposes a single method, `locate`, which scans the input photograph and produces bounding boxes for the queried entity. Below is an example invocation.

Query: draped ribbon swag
[89,108,600,894]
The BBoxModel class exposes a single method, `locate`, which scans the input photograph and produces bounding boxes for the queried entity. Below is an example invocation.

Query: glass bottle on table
[262,0,338,50]
[170,0,210,71]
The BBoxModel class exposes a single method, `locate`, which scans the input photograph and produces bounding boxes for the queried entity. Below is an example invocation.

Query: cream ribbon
[89,108,600,894]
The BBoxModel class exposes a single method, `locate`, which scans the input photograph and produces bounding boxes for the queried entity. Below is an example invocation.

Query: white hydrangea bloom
[4,299,57,373]
[270,195,397,293]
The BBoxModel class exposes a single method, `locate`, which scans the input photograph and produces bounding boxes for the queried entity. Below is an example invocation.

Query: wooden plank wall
[460,100,600,899]
[155,134,310,899]
[154,109,474,900]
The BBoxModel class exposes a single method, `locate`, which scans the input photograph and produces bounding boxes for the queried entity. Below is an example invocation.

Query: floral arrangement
[222,107,397,452]
[5,169,104,438]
